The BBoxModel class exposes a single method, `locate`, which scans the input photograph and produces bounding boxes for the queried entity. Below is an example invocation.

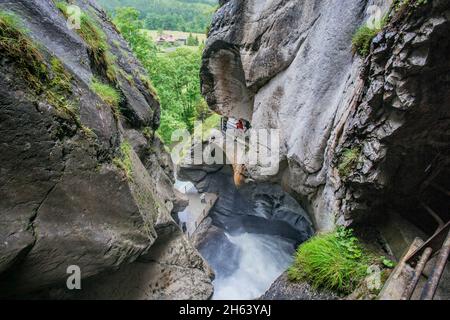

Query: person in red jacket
[236,119,244,131]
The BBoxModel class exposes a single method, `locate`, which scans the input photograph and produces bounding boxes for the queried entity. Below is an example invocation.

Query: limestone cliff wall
[201,0,450,231]
[0,0,212,299]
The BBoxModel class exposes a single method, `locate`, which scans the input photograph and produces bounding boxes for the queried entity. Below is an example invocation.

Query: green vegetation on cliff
[288,228,371,294]
[113,141,134,180]
[0,10,79,122]
[337,147,361,178]
[56,1,117,82]
[0,11,47,88]
[352,0,429,57]
[91,77,122,117]
[352,24,382,57]
[288,227,395,296]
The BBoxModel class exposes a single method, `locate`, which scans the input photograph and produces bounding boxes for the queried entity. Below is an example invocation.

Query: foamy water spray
[211,233,295,300]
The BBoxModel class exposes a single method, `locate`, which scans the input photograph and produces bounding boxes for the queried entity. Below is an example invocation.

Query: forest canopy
[97,0,217,33]
[112,7,213,144]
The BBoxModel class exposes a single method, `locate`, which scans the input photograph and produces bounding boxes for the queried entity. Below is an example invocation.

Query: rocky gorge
[0,0,449,300]
[198,0,450,299]
[201,0,450,233]
[177,163,314,299]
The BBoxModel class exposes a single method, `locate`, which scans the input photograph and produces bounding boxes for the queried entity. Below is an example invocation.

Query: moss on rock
[113,141,133,180]
[0,11,48,89]
[56,1,117,82]
[90,77,122,117]
[0,10,81,124]
[338,147,361,178]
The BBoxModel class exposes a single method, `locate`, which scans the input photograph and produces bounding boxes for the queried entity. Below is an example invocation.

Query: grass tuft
[113,141,133,180]
[139,74,159,100]
[90,77,122,116]
[46,57,77,120]
[0,11,48,89]
[352,15,387,57]
[0,10,79,121]
[288,227,371,294]
[352,25,380,57]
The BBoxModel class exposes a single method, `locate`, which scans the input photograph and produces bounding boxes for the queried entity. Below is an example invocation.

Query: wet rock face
[338,1,450,223]
[0,0,212,298]
[178,165,314,243]
[260,272,338,300]
[201,0,450,231]
[47,224,214,300]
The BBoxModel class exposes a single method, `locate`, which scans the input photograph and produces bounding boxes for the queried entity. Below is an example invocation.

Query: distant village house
[156,33,188,46]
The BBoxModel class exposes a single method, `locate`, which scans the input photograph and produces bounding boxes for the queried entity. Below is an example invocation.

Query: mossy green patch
[139,75,159,100]
[119,69,134,85]
[352,24,382,57]
[90,77,121,116]
[45,57,79,119]
[113,141,133,180]
[0,11,81,122]
[338,147,361,178]
[351,11,389,58]
[50,57,72,93]
[56,1,117,82]
[142,127,154,140]
[0,11,48,89]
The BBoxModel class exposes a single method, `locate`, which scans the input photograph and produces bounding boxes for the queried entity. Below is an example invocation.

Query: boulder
[260,272,338,300]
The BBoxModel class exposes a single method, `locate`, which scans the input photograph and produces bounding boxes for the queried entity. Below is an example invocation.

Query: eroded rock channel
[176,164,314,299]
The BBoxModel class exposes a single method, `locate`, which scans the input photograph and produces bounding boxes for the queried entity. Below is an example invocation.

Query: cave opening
[404,167,450,237]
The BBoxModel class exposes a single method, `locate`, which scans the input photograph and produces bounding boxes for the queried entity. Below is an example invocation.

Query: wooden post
[420,229,450,300]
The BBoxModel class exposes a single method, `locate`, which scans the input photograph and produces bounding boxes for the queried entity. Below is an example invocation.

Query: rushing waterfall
[176,165,314,299]
[209,233,296,300]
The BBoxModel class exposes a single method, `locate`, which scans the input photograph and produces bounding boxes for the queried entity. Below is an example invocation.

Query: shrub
[90,77,121,115]
[288,227,371,294]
